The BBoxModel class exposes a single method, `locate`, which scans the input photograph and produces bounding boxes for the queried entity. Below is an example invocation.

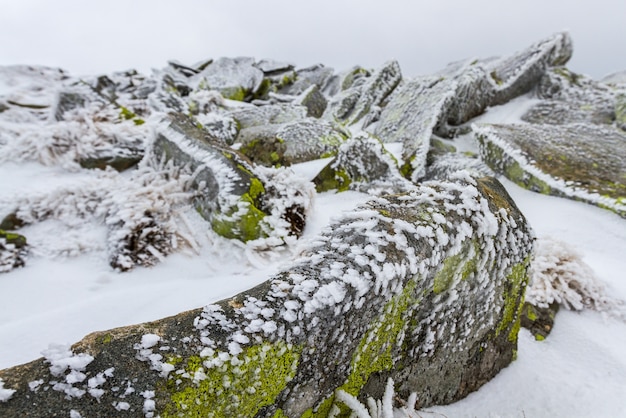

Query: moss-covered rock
[313,132,413,195]
[149,113,309,242]
[475,123,626,218]
[191,57,265,102]
[237,118,348,167]
[0,174,533,416]
[520,302,560,341]
[293,85,328,118]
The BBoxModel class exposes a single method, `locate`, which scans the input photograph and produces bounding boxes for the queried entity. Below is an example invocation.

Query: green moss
[273,409,288,418]
[119,106,135,120]
[525,304,538,321]
[221,86,247,101]
[496,257,531,344]
[133,118,145,126]
[162,342,301,418]
[248,178,266,200]
[303,282,418,417]
[99,333,112,345]
[480,139,551,195]
[433,240,479,294]
[399,155,415,179]
[314,164,352,193]
[534,334,545,342]
[0,230,27,247]
[211,194,267,242]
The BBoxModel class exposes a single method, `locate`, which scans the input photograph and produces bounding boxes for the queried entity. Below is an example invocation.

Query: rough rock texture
[373,32,573,182]
[474,123,626,218]
[229,104,308,129]
[0,174,533,417]
[237,118,349,167]
[313,133,414,195]
[293,85,328,118]
[191,57,265,101]
[520,302,559,341]
[522,67,621,126]
[325,60,402,126]
[150,113,310,242]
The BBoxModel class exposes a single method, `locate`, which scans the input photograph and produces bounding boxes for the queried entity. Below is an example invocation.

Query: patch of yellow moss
[162,342,301,417]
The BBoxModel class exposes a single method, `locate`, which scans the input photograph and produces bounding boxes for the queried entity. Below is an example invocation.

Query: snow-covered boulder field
[1,31,625,416]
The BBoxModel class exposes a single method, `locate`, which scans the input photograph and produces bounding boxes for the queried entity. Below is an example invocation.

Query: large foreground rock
[474,123,626,218]
[0,175,533,417]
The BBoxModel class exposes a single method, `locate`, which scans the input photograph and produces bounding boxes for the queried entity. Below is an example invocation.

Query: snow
[0,89,625,417]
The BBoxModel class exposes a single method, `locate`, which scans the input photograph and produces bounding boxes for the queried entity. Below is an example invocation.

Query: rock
[520,302,559,341]
[326,61,402,126]
[0,230,27,273]
[616,94,626,131]
[0,213,25,231]
[374,76,455,181]
[293,84,327,118]
[149,113,310,242]
[487,32,573,105]
[522,67,618,126]
[279,64,334,96]
[78,153,143,172]
[195,113,240,146]
[191,57,264,101]
[254,59,294,74]
[0,174,533,416]
[474,123,626,218]
[426,152,493,182]
[237,118,348,167]
[229,104,307,129]
[313,132,414,195]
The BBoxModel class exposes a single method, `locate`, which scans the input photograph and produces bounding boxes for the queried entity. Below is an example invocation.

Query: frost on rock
[313,132,415,195]
[374,76,456,181]
[237,117,349,167]
[522,67,622,126]
[190,57,264,101]
[474,123,626,218]
[228,103,308,129]
[150,112,313,243]
[0,174,533,417]
[324,60,402,126]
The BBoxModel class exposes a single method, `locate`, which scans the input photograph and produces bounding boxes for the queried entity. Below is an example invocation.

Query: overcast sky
[1,0,624,79]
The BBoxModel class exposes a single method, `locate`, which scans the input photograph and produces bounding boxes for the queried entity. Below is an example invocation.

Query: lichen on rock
[474,123,626,218]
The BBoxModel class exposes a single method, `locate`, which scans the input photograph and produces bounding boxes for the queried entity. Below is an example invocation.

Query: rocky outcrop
[0,175,533,417]
[190,57,265,101]
[474,123,626,218]
[373,32,573,182]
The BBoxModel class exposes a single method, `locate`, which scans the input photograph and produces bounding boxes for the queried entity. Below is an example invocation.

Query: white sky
[1,0,624,79]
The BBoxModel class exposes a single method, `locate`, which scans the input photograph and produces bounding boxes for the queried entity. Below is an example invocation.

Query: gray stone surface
[237,118,348,167]
[0,175,533,417]
[475,123,626,218]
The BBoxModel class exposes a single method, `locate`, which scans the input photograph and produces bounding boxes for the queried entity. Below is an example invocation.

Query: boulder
[374,76,455,181]
[0,230,27,273]
[522,67,619,126]
[474,123,626,218]
[229,104,308,129]
[0,174,533,417]
[149,113,311,242]
[325,60,402,126]
[313,132,414,195]
[279,64,335,96]
[191,57,265,101]
[237,118,348,167]
[293,85,327,118]
[373,33,573,182]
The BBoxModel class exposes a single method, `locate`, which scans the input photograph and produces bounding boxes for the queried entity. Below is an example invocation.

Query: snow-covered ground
[1,97,625,417]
